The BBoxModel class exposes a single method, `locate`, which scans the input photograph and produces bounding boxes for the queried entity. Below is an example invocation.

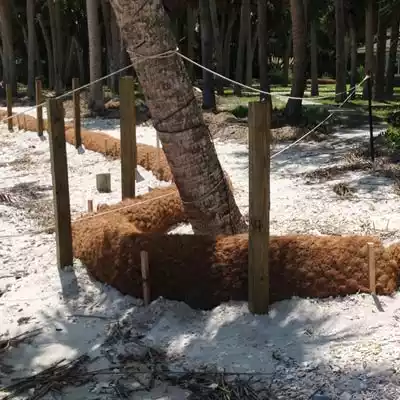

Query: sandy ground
[1,107,400,399]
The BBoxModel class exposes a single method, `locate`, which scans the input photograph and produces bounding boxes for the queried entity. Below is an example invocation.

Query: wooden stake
[96,173,111,193]
[119,76,137,200]
[6,84,13,132]
[47,98,73,269]
[35,78,44,138]
[72,78,82,150]
[23,114,27,131]
[248,100,271,315]
[16,115,21,130]
[368,242,376,294]
[87,199,93,212]
[140,250,150,306]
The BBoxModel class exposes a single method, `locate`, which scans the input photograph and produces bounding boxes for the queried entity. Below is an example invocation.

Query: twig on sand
[0,328,42,354]
[0,354,90,400]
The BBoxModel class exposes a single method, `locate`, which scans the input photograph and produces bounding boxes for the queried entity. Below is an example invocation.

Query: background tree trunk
[310,19,319,96]
[186,5,196,81]
[363,0,375,99]
[374,12,387,100]
[86,0,105,113]
[37,13,54,88]
[348,12,357,99]
[234,0,249,96]
[282,32,292,87]
[285,0,307,124]
[27,0,36,99]
[209,0,224,94]
[385,14,400,98]
[335,0,346,101]
[257,0,271,102]
[0,0,16,94]
[109,0,246,235]
[199,0,216,110]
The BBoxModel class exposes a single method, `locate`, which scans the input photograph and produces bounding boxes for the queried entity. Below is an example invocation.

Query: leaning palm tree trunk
[109,0,246,235]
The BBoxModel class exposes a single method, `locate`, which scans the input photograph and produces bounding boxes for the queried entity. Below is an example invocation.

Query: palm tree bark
[385,13,400,98]
[285,0,308,124]
[209,0,224,94]
[335,0,346,102]
[86,0,105,113]
[109,0,246,235]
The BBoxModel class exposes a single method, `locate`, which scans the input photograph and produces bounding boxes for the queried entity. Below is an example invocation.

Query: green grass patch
[385,125,400,149]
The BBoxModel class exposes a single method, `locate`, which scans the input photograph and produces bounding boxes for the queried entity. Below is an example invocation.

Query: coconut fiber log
[95,185,187,233]
[72,210,398,309]
[0,110,172,182]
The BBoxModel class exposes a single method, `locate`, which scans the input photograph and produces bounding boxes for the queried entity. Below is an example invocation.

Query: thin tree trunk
[101,0,116,91]
[285,0,308,124]
[110,5,122,90]
[234,0,249,96]
[363,0,375,99]
[310,19,319,96]
[27,0,36,98]
[55,0,64,89]
[86,0,105,112]
[37,14,54,88]
[335,0,346,101]
[245,5,253,86]
[0,0,16,94]
[199,0,216,110]
[47,0,62,94]
[73,36,85,84]
[109,0,246,235]
[374,12,387,100]
[282,32,292,87]
[223,8,236,79]
[209,0,224,94]
[385,13,400,98]
[349,12,357,98]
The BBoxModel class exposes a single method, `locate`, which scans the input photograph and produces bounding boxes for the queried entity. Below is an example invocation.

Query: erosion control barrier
[72,192,398,309]
[0,110,172,182]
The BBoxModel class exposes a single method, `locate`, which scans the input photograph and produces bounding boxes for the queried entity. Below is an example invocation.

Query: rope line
[0,48,367,125]
[270,76,369,159]
[0,50,371,239]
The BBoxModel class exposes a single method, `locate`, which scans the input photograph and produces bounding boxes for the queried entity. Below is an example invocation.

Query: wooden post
[35,78,44,138]
[140,250,150,306]
[87,199,93,212]
[248,101,271,315]
[23,114,27,131]
[47,98,73,269]
[72,78,82,150]
[119,76,137,200]
[368,242,376,294]
[6,84,13,132]
[96,173,111,193]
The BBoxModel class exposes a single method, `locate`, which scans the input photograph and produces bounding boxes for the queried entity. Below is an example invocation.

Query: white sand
[1,110,400,399]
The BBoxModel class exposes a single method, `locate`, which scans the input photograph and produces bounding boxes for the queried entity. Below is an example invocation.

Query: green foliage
[231,105,248,119]
[384,125,400,149]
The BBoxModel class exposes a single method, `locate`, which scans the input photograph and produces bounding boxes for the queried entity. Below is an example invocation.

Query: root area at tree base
[72,210,398,309]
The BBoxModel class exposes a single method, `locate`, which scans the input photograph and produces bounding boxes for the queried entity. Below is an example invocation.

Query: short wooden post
[248,100,271,315]
[140,250,150,306]
[96,173,111,193]
[35,78,44,138]
[47,98,73,269]
[119,76,137,200]
[72,78,82,150]
[16,115,22,130]
[6,84,13,132]
[368,242,376,294]
[23,114,27,131]
[87,199,93,212]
